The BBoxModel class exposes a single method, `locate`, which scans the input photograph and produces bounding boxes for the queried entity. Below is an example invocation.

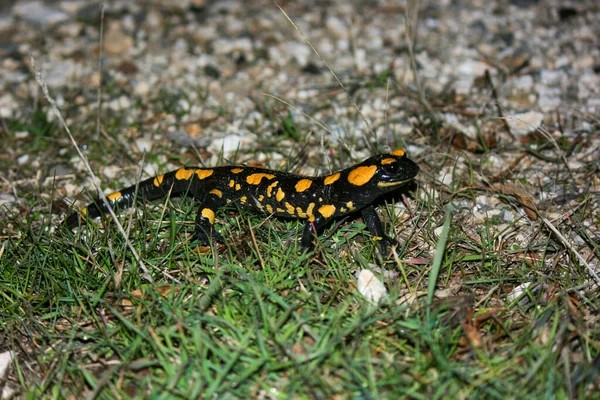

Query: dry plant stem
[31,55,154,283]
[95,4,105,137]
[247,217,267,275]
[277,5,377,150]
[262,93,332,134]
[404,0,432,113]
[540,215,600,286]
[485,69,515,140]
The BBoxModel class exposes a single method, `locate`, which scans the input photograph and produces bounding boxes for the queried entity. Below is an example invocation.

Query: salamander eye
[381,161,399,175]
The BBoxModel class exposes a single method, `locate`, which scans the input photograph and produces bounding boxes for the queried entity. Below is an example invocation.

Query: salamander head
[331,149,419,207]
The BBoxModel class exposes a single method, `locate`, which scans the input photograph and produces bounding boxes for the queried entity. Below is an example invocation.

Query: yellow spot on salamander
[108,192,122,201]
[296,207,307,218]
[392,149,405,157]
[276,188,285,202]
[266,181,278,197]
[308,216,315,222]
[276,208,285,213]
[346,201,354,210]
[324,172,340,185]
[210,189,223,198]
[246,173,275,185]
[153,174,164,186]
[201,208,215,224]
[195,169,214,180]
[285,202,295,215]
[258,195,264,202]
[318,204,336,218]
[381,158,396,165]
[80,207,87,216]
[231,168,244,174]
[347,165,377,186]
[306,203,315,218]
[295,179,312,192]
[229,180,235,188]
[175,168,194,180]
[266,204,274,213]
[240,196,247,204]
[235,184,241,191]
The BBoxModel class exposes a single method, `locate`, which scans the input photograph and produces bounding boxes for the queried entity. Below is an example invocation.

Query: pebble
[356,269,387,304]
[107,95,132,112]
[103,29,134,56]
[506,111,544,137]
[13,1,68,26]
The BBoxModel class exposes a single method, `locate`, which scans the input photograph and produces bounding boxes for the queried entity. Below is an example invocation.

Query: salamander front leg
[361,205,398,254]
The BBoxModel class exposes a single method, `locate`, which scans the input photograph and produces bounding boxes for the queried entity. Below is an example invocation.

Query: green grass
[1,159,598,398]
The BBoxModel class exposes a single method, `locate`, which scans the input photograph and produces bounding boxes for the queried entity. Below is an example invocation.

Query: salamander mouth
[377,180,411,188]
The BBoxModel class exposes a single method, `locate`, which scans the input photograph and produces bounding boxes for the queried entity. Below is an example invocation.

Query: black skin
[65,151,419,254]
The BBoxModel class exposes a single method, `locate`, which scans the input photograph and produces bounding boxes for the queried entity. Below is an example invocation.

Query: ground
[0,0,599,398]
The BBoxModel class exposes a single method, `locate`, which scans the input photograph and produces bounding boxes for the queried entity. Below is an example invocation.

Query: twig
[540,215,600,286]
[31,55,154,283]
[485,69,515,140]
[262,93,332,134]
[95,4,105,137]
[277,5,377,150]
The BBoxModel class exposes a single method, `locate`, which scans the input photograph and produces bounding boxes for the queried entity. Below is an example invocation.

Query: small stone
[107,95,132,112]
[455,59,490,94]
[186,123,202,137]
[357,269,387,304]
[18,154,29,165]
[135,138,153,153]
[14,1,68,26]
[103,29,134,56]
[500,209,515,222]
[102,165,121,180]
[208,134,245,155]
[325,16,348,39]
[507,282,535,302]
[506,111,544,137]
[0,194,16,206]
[133,81,151,97]
[284,41,311,66]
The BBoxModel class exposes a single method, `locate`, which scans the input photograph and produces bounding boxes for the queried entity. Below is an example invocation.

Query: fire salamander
[65,149,419,252]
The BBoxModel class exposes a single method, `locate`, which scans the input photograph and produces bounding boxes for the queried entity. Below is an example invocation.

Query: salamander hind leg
[301,216,329,251]
[188,185,227,246]
[192,206,225,246]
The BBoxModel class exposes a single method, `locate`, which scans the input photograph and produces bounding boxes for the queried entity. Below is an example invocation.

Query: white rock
[102,165,121,180]
[507,282,533,302]
[326,16,348,39]
[357,269,387,304]
[212,38,253,55]
[284,41,311,66]
[455,59,490,94]
[135,137,153,153]
[0,351,13,379]
[208,134,245,155]
[17,154,29,165]
[107,95,132,112]
[506,111,544,137]
[14,1,69,26]
[134,81,151,97]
